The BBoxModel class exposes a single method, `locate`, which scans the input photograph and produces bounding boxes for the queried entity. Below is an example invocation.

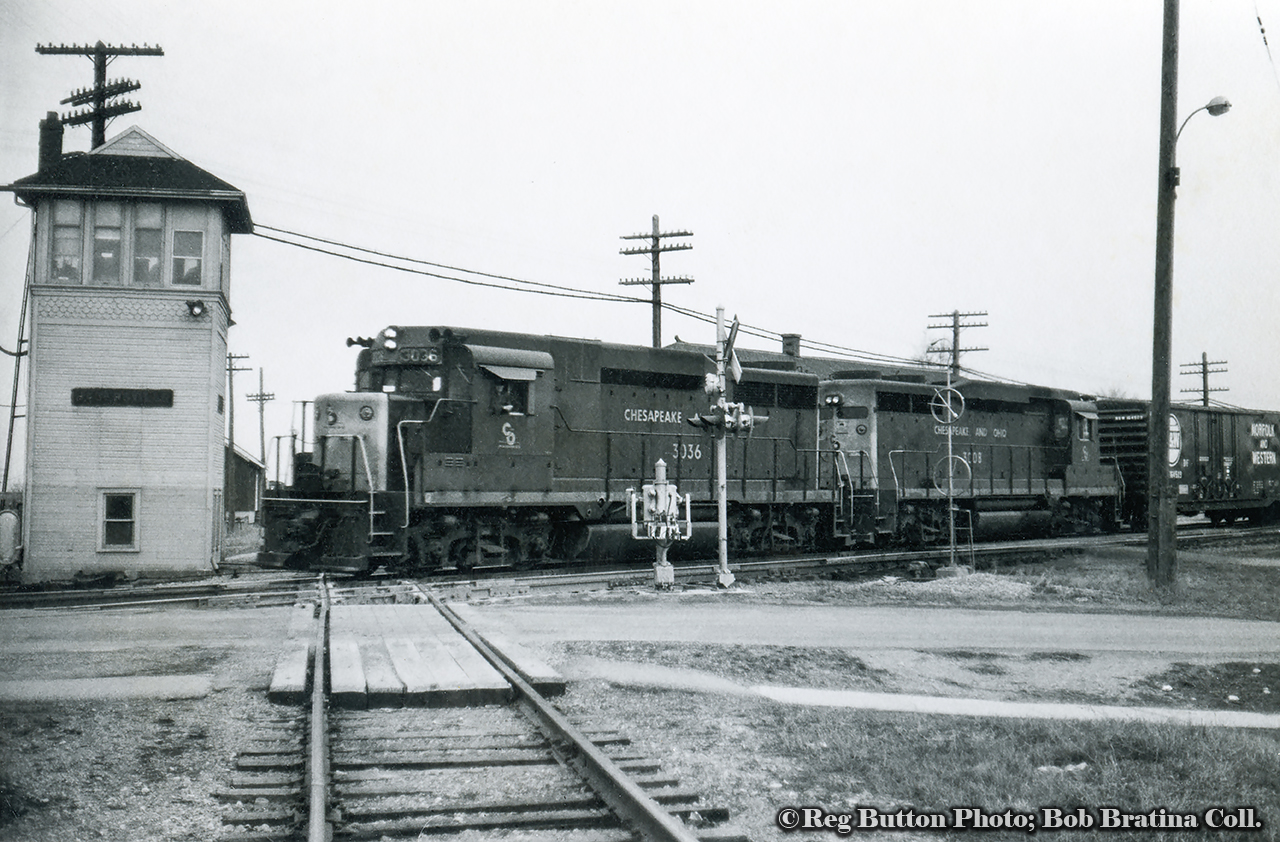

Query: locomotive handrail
[260,496,368,505]
[888,442,1059,498]
[424,397,476,425]
[396,420,425,528]
[832,448,876,491]
[840,448,875,487]
[313,432,379,544]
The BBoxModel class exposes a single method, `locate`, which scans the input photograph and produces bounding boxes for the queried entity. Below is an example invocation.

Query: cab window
[1077,414,1097,442]
[491,378,530,415]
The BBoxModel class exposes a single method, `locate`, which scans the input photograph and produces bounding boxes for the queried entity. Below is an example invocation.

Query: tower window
[133,204,163,287]
[51,200,83,283]
[92,203,123,285]
[173,231,204,285]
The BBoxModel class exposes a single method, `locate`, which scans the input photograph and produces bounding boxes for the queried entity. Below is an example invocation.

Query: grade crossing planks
[321,603,517,708]
[266,603,316,705]
[267,599,563,709]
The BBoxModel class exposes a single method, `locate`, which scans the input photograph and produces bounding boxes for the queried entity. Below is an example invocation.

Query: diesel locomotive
[259,325,1124,574]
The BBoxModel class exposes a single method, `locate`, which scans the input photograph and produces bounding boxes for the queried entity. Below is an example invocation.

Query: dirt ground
[0,538,1277,841]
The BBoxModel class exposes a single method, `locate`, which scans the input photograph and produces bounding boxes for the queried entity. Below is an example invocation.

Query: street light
[1148,45,1231,591]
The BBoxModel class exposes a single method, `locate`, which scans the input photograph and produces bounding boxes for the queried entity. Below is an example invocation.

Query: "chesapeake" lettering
[624,407,684,425]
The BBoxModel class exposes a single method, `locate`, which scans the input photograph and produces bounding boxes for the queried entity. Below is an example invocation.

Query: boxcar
[1099,400,1280,526]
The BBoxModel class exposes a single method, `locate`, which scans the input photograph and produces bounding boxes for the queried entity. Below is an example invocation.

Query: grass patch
[1003,545,1280,621]
[222,522,262,557]
[771,707,1280,840]
[1137,662,1280,713]
[1026,651,1091,662]
[558,641,889,690]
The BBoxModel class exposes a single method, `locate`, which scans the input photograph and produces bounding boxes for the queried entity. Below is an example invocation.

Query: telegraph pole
[620,215,693,348]
[2,222,32,495]
[1180,352,1227,407]
[36,41,163,149]
[227,354,250,453]
[246,369,274,465]
[928,310,988,375]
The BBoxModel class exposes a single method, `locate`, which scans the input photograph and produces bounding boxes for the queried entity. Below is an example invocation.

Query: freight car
[821,376,1122,544]
[1098,400,1280,527]
[259,325,1124,574]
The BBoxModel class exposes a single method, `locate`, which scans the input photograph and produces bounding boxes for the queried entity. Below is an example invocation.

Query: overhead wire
[1256,2,1280,93]
[254,223,930,368]
[255,222,1170,390]
[251,229,645,306]
[256,224,642,303]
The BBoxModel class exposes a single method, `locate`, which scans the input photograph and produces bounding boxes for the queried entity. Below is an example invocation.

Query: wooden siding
[22,290,227,582]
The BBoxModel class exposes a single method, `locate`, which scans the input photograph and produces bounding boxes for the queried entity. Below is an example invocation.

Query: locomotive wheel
[448,538,477,572]
[552,522,589,560]
[506,537,534,570]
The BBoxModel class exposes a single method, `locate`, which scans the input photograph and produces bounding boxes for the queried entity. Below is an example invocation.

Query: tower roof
[3,126,252,234]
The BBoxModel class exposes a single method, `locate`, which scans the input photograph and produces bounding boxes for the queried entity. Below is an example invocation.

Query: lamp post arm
[1175,104,1208,145]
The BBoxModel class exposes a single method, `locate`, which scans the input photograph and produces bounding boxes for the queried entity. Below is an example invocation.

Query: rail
[307,576,330,842]
[421,588,703,842]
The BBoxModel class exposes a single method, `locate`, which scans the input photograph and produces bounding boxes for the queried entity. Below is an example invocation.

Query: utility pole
[620,215,693,348]
[1149,0,1182,591]
[927,310,988,375]
[1180,353,1227,407]
[227,354,250,453]
[36,41,163,149]
[246,369,274,465]
[2,223,32,495]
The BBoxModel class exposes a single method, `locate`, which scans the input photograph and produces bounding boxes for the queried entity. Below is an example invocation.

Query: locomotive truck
[259,325,1123,574]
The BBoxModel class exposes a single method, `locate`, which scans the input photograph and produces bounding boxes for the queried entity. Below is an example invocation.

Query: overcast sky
[3,1,1279,473]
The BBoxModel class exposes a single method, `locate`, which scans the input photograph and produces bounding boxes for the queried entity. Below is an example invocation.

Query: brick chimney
[38,112,63,173]
[781,333,801,357]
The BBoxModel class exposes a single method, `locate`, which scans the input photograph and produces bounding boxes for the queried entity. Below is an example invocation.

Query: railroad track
[219,578,745,842]
[3,521,1274,611]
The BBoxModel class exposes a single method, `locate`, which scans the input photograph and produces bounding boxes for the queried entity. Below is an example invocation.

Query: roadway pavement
[0,606,292,701]
[453,600,1280,658]
[454,596,1280,728]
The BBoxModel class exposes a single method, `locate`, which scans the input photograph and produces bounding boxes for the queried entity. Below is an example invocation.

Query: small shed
[225,444,264,522]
